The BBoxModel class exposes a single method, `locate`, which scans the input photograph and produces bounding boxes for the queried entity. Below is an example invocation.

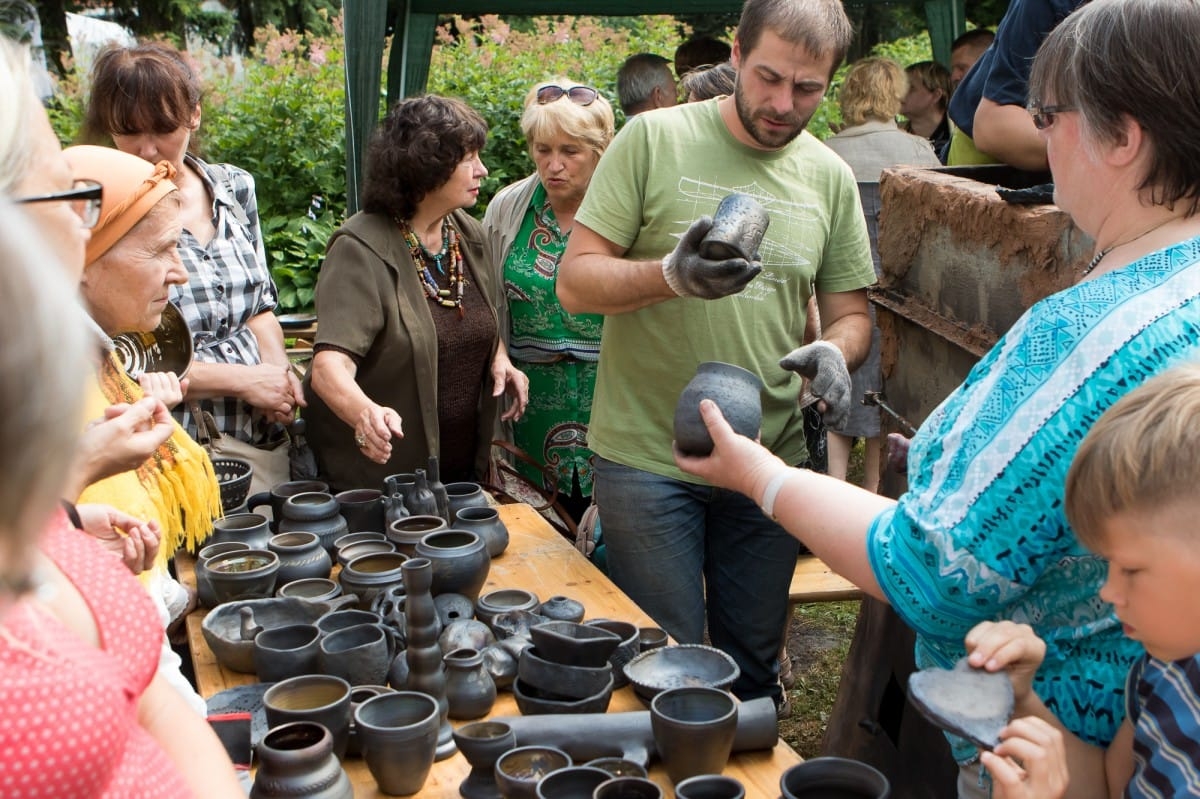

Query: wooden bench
[789,553,864,604]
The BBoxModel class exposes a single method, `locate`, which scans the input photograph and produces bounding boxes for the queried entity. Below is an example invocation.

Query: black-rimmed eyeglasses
[536,85,599,106]
[1027,103,1075,130]
[17,179,103,229]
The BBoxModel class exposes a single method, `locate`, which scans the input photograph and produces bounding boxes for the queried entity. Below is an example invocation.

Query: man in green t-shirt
[557,0,876,713]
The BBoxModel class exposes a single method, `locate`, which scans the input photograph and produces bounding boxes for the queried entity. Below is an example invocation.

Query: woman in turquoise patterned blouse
[484,79,615,522]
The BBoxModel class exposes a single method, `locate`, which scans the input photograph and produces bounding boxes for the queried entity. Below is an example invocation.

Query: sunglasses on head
[536,85,599,106]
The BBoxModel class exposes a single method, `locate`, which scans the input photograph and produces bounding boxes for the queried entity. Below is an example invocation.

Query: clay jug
[334,488,385,534]
[278,492,348,554]
[407,468,439,517]
[269,531,333,585]
[250,721,352,799]
[382,489,410,526]
[443,647,497,720]
[673,362,763,457]
[402,557,456,759]
[427,454,451,522]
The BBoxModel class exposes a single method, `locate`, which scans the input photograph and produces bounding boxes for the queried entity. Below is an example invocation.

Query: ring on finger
[355,433,366,447]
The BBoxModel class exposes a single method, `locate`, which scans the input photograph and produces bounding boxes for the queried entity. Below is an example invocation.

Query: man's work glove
[662,216,763,299]
[780,341,852,430]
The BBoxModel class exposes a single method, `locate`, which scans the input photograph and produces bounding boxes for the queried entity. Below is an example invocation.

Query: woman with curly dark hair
[304,95,528,491]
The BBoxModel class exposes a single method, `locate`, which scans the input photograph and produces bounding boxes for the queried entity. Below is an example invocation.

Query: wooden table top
[182,503,802,798]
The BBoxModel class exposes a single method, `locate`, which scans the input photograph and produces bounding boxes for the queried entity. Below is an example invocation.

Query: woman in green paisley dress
[483,79,615,522]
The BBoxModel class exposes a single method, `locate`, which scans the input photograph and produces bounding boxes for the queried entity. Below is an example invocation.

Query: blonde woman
[484,79,615,522]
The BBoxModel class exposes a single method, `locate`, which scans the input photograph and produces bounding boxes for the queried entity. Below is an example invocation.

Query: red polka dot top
[0,513,192,798]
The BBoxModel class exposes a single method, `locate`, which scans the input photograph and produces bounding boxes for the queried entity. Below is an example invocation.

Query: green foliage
[426,14,680,214]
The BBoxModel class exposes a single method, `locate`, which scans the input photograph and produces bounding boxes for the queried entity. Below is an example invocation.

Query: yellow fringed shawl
[78,352,222,571]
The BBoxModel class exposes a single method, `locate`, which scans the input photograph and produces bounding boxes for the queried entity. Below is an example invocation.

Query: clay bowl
[495,745,572,799]
[535,765,612,799]
[585,619,639,688]
[528,620,622,667]
[201,596,332,673]
[277,577,342,603]
[518,646,614,700]
[584,757,649,779]
[622,644,741,704]
[476,588,541,630]
[204,549,280,605]
[336,540,396,568]
[511,673,614,715]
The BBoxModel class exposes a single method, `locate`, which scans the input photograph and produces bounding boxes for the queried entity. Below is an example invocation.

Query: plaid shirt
[170,155,278,442]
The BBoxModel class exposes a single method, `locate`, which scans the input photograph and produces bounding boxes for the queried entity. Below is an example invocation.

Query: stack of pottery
[512,621,620,715]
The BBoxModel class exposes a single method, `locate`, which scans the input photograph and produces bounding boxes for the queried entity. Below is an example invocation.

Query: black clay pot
[446,482,491,521]
[779,757,891,799]
[414,530,491,602]
[673,362,763,457]
[452,506,509,558]
[334,488,385,534]
[443,647,497,720]
[278,492,348,554]
[250,721,352,799]
[387,515,449,558]
[699,192,769,261]
[338,551,408,611]
[269,531,333,585]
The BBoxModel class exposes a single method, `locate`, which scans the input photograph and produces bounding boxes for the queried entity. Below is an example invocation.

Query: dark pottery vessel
[637,627,668,652]
[402,557,456,759]
[453,505,509,558]
[334,488,385,534]
[453,720,516,799]
[622,644,740,704]
[494,745,571,799]
[476,589,540,630]
[213,456,253,515]
[428,454,451,522]
[209,512,272,551]
[408,468,440,517]
[346,684,392,757]
[444,646,497,720]
[435,592,477,628]
[318,623,396,686]
[673,362,763,457]
[534,766,612,799]
[263,674,353,760]
[316,609,381,637]
[440,618,496,654]
[585,620,638,689]
[529,621,621,668]
[480,642,519,690]
[354,690,441,795]
[333,531,387,551]
[277,578,342,603]
[248,479,331,531]
[698,192,769,262]
[778,757,891,799]
[250,721,352,799]
[202,597,334,674]
[338,551,408,611]
[415,529,491,602]
[278,491,348,554]
[205,548,280,605]
[518,646,613,701]
[649,686,738,785]
[538,596,585,623]
[254,622,322,683]
[335,540,395,569]
[592,776,661,799]
[269,531,333,585]
[674,775,745,799]
[387,514,448,557]
[446,481,490,521]
[196,540,251,609]
[584,758,648,779]
[511,674,614,716]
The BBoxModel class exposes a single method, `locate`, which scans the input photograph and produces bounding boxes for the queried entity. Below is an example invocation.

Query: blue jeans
[592,456,800,703]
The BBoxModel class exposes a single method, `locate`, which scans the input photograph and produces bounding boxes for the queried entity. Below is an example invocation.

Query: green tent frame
[341,0,967,213]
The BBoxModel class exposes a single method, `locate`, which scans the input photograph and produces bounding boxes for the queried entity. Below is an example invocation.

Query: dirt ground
[777,599,860,758]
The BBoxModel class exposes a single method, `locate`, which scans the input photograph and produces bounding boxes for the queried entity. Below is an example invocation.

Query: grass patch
[779,600,860,758]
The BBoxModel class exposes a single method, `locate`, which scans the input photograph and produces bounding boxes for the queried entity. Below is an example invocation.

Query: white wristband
[759,470,793,520]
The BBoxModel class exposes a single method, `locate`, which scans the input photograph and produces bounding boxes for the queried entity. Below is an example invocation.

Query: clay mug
[334,488,386,534]
[254,623,322,683]
[673,362,763,457]
[649,686,738,785]
[263,674,353,760]
[354,691,441,796]
[318,622,397,686]
[247,479,330,531]
[779,756,891,799]
[699,192,769,261]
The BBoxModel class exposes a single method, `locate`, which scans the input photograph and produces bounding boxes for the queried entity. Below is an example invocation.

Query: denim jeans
[592,456,800,703]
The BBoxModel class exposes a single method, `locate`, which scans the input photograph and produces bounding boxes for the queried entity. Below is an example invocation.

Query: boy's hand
[981,717,1069,799]
[965,620,1047,706]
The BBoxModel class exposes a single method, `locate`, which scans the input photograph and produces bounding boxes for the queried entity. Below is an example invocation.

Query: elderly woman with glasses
[304,95,528,492]
[675,0,1200,795]
[483,79,615,521]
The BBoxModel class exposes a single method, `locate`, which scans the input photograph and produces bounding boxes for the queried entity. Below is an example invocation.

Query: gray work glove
[780,341,852,430]
[662,216,763,299]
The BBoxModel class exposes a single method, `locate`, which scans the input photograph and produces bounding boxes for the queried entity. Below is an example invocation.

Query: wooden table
[182,503,802,797]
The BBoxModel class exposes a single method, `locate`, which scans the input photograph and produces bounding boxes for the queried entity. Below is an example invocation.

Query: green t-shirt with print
[574,99,875,482]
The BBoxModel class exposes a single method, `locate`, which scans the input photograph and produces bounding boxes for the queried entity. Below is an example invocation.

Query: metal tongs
[863,391,917,437]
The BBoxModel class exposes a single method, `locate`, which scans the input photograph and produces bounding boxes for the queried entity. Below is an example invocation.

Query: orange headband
[62,145,178,264]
